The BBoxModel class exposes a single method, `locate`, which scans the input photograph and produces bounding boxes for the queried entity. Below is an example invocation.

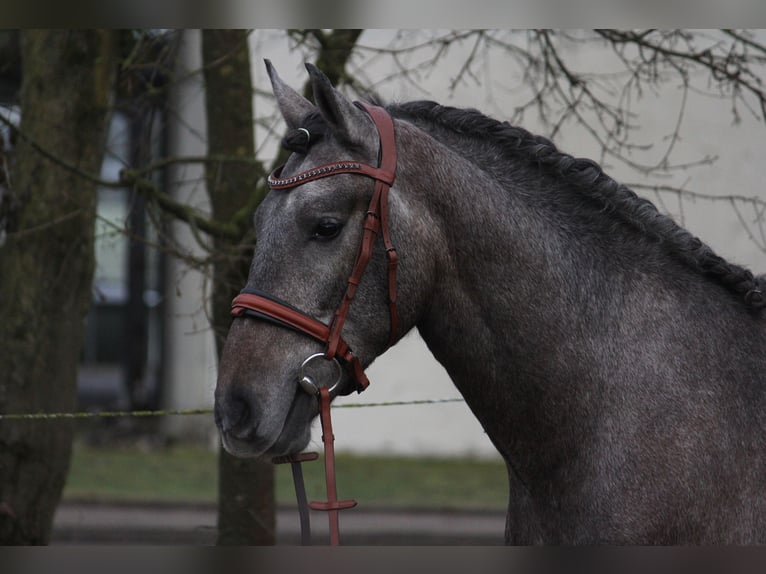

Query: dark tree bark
[309,29,364,89]
[0,30,116,544]
[201,29,275,546]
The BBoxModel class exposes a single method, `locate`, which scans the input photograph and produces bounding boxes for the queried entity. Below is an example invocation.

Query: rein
[271,388,355,546]
[230,101,398,544]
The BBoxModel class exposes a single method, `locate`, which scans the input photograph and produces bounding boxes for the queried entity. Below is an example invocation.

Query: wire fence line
[0,398,466,421]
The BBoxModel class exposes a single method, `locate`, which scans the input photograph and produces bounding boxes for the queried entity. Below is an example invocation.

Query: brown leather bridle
[228,101,398,545]
[230,101,398,396]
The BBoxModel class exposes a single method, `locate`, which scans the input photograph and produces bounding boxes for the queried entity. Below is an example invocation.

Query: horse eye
[312,220,343,241]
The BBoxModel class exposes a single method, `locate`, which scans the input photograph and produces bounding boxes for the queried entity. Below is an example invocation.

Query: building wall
[162,30,219,442]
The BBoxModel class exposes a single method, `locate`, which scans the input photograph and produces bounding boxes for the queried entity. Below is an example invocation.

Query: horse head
[214,62,434,458]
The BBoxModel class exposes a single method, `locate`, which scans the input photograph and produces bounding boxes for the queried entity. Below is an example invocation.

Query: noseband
[230,101,398,395]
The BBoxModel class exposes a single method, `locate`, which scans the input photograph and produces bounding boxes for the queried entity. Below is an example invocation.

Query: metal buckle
[298,353,343,396]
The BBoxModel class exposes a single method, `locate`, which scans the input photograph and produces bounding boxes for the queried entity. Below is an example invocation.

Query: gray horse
[215,62,766,544]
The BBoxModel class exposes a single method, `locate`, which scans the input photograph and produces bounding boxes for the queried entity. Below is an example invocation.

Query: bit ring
[298,353,343,396]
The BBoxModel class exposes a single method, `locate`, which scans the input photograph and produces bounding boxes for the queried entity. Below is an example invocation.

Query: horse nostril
[215,389,252,436]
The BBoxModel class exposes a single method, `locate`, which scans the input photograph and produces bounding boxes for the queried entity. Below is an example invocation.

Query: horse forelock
[281,110,328,154]
[387,100,765,312]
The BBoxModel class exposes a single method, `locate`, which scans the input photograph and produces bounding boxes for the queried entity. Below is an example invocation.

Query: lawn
[63,442,508,511]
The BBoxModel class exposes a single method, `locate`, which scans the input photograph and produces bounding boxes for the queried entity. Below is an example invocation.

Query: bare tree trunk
[0,30,116,544]
[201,29,275,546]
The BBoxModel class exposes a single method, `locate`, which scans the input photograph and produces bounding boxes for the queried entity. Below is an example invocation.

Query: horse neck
[397,123,652,460]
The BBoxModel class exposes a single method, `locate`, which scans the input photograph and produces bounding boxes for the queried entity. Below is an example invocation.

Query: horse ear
[305,63,376,147]
[265,59,314,129]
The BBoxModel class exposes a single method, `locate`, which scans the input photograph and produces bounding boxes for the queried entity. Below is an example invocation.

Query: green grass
[63,442,508,511]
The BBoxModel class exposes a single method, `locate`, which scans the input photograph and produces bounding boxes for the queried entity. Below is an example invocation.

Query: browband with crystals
[268,161,394,190]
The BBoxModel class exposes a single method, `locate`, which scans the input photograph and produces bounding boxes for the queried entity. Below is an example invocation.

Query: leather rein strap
[230,101,399,394]
[271,388,353,545]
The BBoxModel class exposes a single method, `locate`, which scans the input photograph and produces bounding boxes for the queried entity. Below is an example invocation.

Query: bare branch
[722,29,766,57]
[595,29,766,123]
[118,169,247,242]
[130,154,265,179]
[0,111,122,189]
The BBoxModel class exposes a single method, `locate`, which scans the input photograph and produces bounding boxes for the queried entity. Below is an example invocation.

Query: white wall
[162,30,218,442]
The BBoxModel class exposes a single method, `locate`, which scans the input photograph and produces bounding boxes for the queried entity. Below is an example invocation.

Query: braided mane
[281,101,765,311]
